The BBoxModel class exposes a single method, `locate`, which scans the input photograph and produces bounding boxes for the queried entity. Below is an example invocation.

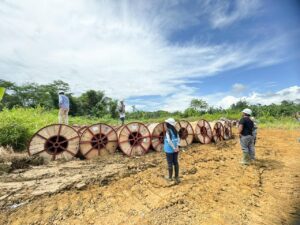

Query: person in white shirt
[118,100,125,125]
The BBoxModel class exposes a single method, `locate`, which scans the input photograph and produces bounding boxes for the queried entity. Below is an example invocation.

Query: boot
[249,152,255,161]
[165,167,173,181]
[174,164,180,183]
[174,177,181,184]
[240,152,250,165]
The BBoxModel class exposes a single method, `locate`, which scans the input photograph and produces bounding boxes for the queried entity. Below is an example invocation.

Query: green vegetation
[0,79,299,151]
[0,80,118,118]
[0,87,5,101]
[0,122,30,151]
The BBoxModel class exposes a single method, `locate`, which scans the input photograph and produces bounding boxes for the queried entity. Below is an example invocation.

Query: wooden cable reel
[28,124,80,161]
[209,122,224,142]
[148,123,166,151]
[117,122,151,156]
[190,120,213,144]
[72,125,88,136]
[175,120,194,147]
[219,120,232,140]
[79,123,118,159]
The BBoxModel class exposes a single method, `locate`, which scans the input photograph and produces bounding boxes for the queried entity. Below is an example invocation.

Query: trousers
[166,152,179,178]
[240,135,255,159]
[59,108,69,125]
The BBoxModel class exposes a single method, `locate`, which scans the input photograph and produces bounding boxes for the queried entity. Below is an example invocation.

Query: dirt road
[0,128,299,225]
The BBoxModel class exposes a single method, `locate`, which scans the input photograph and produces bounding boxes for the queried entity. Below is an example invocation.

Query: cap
[242,108,252,116]
[165,118,176,126]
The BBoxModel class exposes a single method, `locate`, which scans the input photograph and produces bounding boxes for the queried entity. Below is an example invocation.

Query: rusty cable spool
[209,121,224,142]
[117,122,151,156]
[231,120,239,127]
[78,126,88,136]
[147,123,166,151]
[79,123,118,159]
[72,125,88,136]
[28,124,80,161]
[219,120,232,140]
[175,120,194,147]
[190,120,213,144]
[113,125,122,133]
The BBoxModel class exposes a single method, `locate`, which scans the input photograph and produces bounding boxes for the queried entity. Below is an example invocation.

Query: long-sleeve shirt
[59,94,69,109]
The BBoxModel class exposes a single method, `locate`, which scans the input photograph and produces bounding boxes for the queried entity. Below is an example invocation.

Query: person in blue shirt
[58,91,70,125]
[164,118,180,183]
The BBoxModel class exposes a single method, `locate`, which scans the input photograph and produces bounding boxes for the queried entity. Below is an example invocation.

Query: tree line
[0,79,299,119]
[0,79,118,118]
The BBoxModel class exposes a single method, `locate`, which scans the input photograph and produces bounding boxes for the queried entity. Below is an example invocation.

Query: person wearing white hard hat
[118,99,126,125]
[238,108,255,165]
[58,91,69,125]
[164,118,181,183]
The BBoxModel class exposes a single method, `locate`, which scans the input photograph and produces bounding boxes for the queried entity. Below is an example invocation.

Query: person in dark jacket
[164,118,180,183]
[238,108,255,165]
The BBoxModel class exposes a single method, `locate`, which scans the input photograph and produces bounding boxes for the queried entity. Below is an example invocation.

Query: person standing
[295,112,300,122]
[118,100,126,125]
[250,116,258,145]
[164,118,180,183]
[58,91,69,125]
[238,108,255,165]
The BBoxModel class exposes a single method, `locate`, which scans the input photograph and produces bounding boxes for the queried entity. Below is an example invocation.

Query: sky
[0,0,299,111]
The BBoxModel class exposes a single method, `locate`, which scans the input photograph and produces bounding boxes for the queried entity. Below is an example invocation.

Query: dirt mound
[10,155,45,170]
[0,155,45,176]
[0,129,299,225]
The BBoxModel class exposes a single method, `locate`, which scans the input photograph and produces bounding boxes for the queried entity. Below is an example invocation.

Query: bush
[0,122,30,151]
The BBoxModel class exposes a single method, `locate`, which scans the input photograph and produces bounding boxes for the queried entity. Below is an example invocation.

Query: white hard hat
[165,118,176,126]
[58,90,64,94]
[242,108,252,116]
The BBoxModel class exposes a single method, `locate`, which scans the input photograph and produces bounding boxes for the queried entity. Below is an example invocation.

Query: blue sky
[0,0,299,111]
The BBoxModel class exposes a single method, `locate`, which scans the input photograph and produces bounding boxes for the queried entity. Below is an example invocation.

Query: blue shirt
[59,94,69,109]
[164,129,180,153]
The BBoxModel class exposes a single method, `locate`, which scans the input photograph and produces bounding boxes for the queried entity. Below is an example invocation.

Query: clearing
[0,128,299,225]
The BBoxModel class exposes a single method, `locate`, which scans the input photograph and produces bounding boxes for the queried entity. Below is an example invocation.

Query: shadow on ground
[253,159,284,170]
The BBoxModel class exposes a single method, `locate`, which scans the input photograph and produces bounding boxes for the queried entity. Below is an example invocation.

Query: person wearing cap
[118,100,126,125]
[238,108,255,165]
[164,118,181,183]
[58,91,70,125]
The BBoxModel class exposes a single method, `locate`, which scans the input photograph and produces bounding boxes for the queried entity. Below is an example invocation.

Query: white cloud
[244,86,300,105]
[209,0,261,28]
[129,85,300,112]
[232,83,246,93]
[209,86,300,109]
[0,0,294,111]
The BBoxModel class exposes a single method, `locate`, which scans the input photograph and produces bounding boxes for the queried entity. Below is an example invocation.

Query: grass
[0,107,299,133]
[0,107,299,152]
[258,117,300,129]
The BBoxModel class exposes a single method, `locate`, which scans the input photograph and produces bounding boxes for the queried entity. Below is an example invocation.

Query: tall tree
[190,99,208,112]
